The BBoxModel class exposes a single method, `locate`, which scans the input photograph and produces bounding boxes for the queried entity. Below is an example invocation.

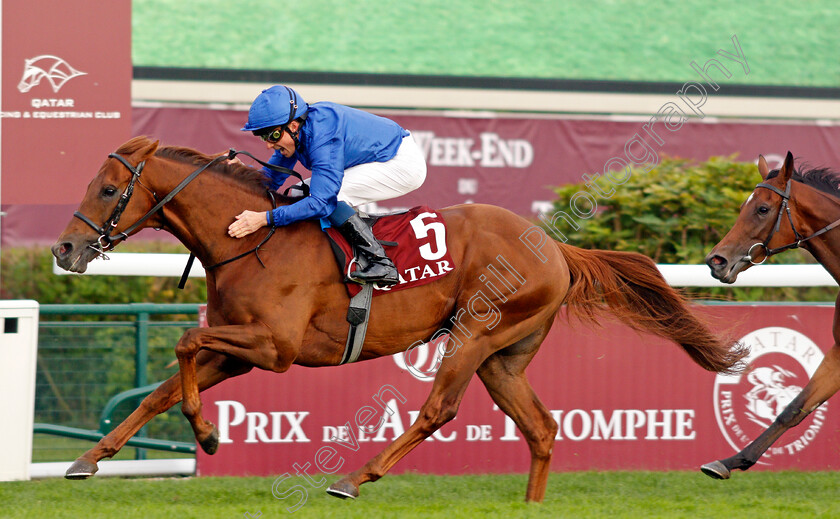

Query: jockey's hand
[228,210,267,238]
[226,156,244,166]
[211,150,243,166]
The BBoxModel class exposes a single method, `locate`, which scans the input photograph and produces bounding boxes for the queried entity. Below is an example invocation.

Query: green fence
[34,304,201,462]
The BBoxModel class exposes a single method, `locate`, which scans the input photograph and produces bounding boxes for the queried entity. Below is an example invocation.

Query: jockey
[228,85,427,286]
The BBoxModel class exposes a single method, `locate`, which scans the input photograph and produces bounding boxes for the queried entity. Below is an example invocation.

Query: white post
[0,0,5,285]
[0,300,40,481]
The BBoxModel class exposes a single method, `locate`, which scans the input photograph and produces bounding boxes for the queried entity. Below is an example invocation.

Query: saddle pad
[326,206,456,297]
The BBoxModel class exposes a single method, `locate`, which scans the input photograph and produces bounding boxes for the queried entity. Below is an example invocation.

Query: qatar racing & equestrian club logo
[17,55,86,93]
[712,326,827,464]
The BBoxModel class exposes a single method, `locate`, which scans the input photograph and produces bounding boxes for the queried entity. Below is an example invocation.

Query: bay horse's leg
[701,342,840,479]
[173,323,282,454]
[65,350,249,479]
[326,337,498,500]
[475,325,557,502]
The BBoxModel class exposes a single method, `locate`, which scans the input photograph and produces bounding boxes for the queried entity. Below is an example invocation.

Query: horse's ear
[757,155,770,180]
[132,139,159,162]
[779,151,795,182]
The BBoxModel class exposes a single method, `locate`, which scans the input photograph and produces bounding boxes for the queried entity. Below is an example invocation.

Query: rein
[746,180,840,264]
[74,147,309,278]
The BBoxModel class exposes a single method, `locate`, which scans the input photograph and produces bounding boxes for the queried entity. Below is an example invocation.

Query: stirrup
[346,257,363,284]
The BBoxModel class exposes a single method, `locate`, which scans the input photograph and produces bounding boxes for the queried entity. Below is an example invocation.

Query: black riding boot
[337,213,399,286]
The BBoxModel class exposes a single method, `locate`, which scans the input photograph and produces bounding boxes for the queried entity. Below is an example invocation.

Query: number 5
[409,212,447,260]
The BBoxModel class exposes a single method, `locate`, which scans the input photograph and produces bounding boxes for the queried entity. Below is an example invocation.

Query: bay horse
[53,136,745,502]
[703,151,840,479]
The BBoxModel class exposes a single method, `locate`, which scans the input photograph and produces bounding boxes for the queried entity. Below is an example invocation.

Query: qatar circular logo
[393,335,448,382]
[712,326,827,464]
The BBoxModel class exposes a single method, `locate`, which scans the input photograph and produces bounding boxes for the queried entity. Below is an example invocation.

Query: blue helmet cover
[241,85,308,132]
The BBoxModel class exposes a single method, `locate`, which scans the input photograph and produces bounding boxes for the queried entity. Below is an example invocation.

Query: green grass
[2,471,839,518]
[133,0,840,87]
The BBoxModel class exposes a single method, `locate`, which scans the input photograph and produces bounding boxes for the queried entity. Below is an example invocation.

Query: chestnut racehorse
[703,151,840,479]
[53,136,746,501]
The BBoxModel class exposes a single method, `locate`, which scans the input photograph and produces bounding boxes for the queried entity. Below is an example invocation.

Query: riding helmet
[241,85,309,132]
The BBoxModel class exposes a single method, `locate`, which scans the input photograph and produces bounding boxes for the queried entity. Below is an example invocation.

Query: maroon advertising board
[0,0,131,245]
[6,103,840,246]
[196,304,840,477]
[132,106,840,218]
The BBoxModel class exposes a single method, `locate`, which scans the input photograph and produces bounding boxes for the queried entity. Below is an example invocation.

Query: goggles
[259,127,285,143]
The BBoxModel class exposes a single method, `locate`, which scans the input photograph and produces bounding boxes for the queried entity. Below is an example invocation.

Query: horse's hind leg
[476,324,556,502]
[326,336,497,500]
[702,342,840,479]
[65,351,249,479]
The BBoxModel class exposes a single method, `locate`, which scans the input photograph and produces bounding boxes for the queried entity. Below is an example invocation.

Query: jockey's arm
[265,171,342,227]
[228,139,344,237]
[264,138,345,227]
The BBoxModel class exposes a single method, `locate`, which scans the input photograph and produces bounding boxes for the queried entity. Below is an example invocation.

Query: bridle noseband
[746,178,840,264]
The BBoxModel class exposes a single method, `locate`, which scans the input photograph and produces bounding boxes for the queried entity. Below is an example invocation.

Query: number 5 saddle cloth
[324,206,457,297]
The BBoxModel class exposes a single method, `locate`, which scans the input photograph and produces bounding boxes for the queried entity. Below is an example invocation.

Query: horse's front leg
[66,350,248,479]
[174,322,285,454]
[702,342,840,479]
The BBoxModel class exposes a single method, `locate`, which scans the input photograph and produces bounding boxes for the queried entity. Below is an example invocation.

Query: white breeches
[337,133,427,208]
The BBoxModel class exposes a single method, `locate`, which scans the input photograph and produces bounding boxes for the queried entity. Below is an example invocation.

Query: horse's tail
[557,242,748,375]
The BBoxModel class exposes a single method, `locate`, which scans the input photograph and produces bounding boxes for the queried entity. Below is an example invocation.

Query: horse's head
[706,151,798,283]
[52,137,161,273]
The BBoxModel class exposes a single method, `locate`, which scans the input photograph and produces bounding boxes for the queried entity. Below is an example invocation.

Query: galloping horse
[703,152,840,479]
[53,136,746,501]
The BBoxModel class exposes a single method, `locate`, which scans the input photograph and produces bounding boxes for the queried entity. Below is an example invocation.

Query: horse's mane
[115,136,298,202]
[767,163,840,199]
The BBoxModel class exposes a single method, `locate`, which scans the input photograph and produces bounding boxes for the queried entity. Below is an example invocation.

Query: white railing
[53,253,838,287]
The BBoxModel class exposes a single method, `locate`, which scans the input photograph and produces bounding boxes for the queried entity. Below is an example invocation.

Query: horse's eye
[757,205,770,216]
[102,186,118,198]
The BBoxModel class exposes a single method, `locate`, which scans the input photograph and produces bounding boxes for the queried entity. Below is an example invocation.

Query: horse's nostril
[707,255,727,269]
[52,242,73,258]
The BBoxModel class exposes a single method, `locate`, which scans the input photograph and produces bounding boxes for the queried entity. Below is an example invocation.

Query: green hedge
[1,241,206,306]
[543,155,836,302]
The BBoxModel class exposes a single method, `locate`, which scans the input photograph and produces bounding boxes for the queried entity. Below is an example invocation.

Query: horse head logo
[743,365,802,428]
[712,326,826,463]
[17,55,87,93]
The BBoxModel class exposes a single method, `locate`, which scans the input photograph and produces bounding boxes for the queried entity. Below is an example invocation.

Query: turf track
[2,471,839,518]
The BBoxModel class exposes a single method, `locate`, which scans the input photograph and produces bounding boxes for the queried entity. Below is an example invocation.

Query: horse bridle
[74,147,309,257]
[746,179,840,264]
[74,152,234,253]
[74,153,146,252]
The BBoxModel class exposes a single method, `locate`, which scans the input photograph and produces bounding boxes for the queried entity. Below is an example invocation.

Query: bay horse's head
[52,137,161,273]
[706,151,800,283]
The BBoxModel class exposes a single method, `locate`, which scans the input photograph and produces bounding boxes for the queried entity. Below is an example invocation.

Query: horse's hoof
[326,479,359,500]
[199,424,220,455]
[65,459,98,479]
[700,460,731,480]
